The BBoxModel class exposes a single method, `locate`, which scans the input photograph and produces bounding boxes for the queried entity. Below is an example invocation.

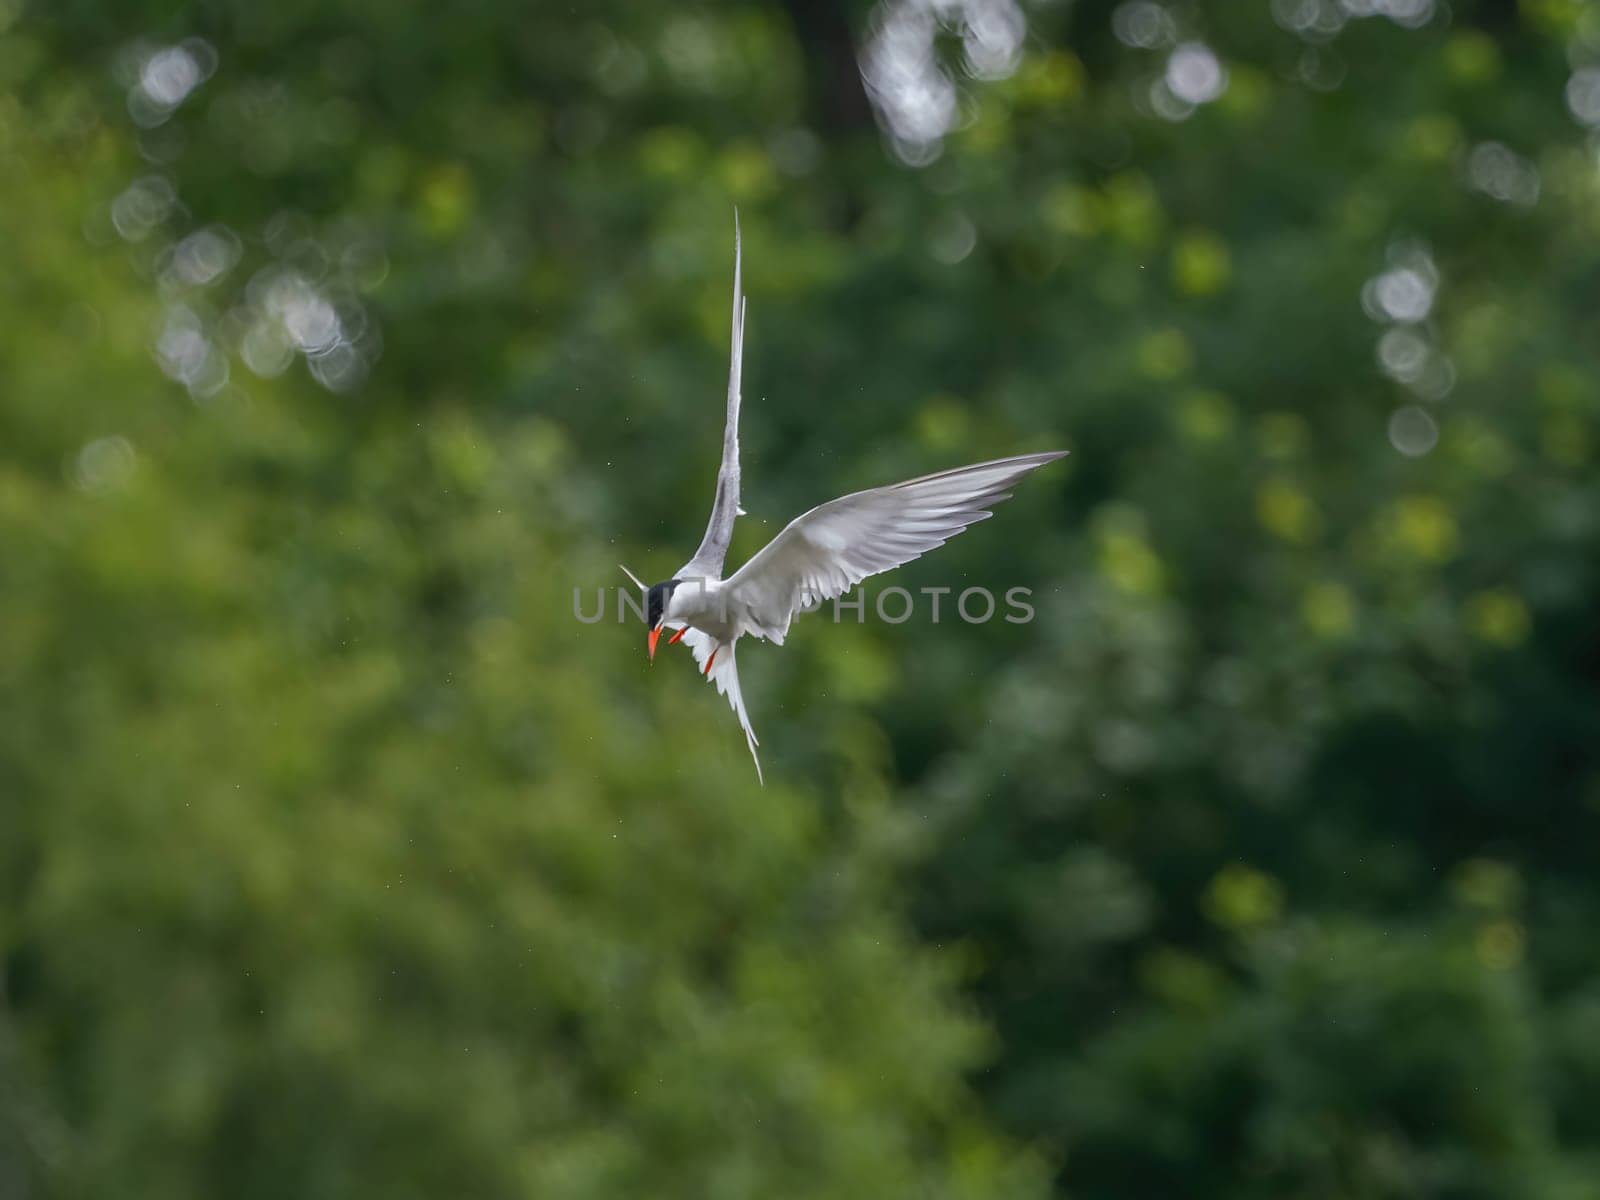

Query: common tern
[624,217,1066,783]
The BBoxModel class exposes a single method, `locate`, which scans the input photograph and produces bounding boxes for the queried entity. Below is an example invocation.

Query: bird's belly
[668,581,740,641]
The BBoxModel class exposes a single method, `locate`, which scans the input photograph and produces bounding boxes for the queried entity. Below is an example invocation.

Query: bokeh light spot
[1176,390,1235,442]
[111,175,176,242]
[861,0,1026,165]
[1366,265,1435,323]
[70,435,137,495]
[1387,495,1459,562]
[1388,404,1440,457]
[1565,66,1600,126]
[1476,919,1525,970]
[1203,864,1285,930]
[1137,328,1192,379]
[1257,479,1321,544]
[1302,581,1356,638]
[1165,43,1228,106]
[1172,231,1231,296]
[1467,141,1540,207]
[1112,2,1176,49]
[127,38,216,128]
[1465,589,1531,647]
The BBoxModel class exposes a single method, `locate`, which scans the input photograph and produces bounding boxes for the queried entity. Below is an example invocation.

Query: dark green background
[4,1,1599,1196]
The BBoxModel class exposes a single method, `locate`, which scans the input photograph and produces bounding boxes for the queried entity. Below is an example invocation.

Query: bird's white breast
[667,576,740,640]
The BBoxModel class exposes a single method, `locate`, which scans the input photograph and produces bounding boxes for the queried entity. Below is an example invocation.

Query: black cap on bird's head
[646,580,676,631]
[645,579,679,660]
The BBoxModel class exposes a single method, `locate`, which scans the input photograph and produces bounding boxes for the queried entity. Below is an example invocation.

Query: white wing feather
[725,451,1067,642]
[679,213,747,581]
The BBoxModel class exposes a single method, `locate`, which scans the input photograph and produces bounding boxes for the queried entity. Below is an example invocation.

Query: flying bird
[623,216,1066,783]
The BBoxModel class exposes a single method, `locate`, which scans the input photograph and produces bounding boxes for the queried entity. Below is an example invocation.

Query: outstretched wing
[681,628,763,785]
[725,451,1067,642]
[678,213,747,582]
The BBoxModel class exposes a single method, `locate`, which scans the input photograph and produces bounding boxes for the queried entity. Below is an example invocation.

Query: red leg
[668,627,686,646]
[703,647,718,676]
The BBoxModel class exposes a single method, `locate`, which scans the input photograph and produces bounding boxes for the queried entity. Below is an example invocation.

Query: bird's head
[645,579,678,660]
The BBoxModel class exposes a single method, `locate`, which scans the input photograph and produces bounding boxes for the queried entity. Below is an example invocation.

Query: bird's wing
[725,451,1067,642]
[681,628,763,785]
[678,213,747,582]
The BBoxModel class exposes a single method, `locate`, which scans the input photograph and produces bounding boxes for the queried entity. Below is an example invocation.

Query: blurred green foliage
[3,0,1600,1196]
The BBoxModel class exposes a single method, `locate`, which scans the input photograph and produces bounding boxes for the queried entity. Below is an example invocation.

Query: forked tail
[682,629,763,785]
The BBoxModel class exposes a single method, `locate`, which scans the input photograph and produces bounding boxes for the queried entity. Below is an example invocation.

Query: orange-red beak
[647,626,661,661]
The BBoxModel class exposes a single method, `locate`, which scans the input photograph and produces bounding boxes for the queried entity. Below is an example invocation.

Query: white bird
[623,216,1066,783]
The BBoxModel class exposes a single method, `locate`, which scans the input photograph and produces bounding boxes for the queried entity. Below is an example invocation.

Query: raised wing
[681,627,763,785]
[678,213,747,582]
[725,451,1067,642]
